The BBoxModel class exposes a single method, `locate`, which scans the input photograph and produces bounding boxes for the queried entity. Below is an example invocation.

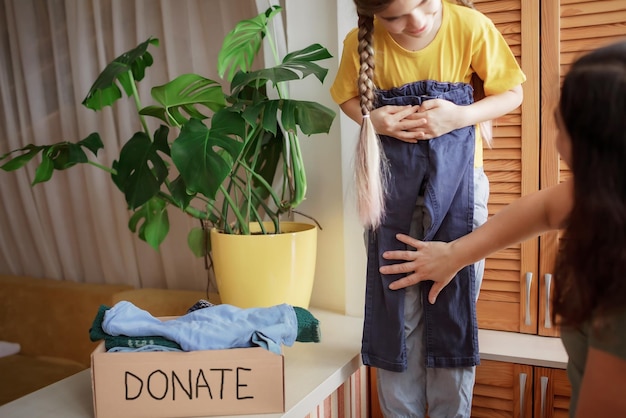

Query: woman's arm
[575,347,626,417]
[380,180,573,303]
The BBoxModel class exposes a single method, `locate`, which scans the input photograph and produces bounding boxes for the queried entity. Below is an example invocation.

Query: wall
[284,0,365,317]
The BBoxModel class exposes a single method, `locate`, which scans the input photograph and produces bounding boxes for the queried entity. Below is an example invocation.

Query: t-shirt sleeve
[471,17,526,96]
[330,28,360,105]
[589,309,626,361]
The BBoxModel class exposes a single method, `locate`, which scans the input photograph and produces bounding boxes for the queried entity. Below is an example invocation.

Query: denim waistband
[376,79,474,107]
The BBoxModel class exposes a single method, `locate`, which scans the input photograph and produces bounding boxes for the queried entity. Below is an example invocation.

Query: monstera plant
[0,6,336,258]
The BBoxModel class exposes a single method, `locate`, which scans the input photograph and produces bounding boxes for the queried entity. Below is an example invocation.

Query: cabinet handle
[545,274,552,329]
[525,272,533,326]
[540,375,549,418]
[519,372,527,418]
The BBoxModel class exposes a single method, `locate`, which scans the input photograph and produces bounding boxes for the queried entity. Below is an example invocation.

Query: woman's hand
[379,233,462,304]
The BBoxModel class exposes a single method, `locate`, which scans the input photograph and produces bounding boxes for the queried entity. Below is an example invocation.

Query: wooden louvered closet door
[538,0,626,337]
[474,0,541,334]
[474,0,626,336]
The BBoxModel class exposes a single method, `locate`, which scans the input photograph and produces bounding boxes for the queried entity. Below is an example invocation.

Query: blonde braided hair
[355,12,389,228]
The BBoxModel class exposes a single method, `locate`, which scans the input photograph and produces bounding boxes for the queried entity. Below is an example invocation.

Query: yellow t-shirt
[330,0,527,167]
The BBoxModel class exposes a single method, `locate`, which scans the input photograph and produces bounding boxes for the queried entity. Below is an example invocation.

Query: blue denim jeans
[375,167,489,418]
[362,80,480,373]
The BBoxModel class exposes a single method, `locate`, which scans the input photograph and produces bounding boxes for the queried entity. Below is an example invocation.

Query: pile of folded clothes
[90,300,321,354]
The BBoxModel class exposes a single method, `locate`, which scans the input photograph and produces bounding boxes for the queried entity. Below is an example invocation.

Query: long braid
[357,15,376,116]
[355,13,389,229]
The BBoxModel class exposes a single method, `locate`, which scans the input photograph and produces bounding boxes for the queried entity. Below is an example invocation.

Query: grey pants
[376,167,489,418]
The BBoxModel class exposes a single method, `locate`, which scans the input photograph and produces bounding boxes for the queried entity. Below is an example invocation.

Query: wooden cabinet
[369,359,571,418]
[472,360,571,418]
[476,0,626,337]
[474,0,541,336]
[532,366,572,418]
[536,0,626,338]
[473,360,533,417]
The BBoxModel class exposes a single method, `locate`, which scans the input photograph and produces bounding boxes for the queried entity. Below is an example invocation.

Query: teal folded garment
[293,306,321,343]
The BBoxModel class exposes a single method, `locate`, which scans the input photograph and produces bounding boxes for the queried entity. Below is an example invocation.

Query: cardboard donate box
[91,342,285,418]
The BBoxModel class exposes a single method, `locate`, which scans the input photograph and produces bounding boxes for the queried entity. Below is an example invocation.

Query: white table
[0,309,365,418]
[0,310,568,418]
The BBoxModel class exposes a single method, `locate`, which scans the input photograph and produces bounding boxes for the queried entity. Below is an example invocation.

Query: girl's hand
[370,105,425,142]
[379,233,461,304]
[406,99,466,140]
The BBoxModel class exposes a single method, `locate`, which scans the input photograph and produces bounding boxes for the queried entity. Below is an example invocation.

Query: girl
[380,40,626,418]
[330,0,525,416]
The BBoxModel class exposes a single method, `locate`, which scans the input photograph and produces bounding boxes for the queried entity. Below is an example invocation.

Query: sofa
[0,274,215,406]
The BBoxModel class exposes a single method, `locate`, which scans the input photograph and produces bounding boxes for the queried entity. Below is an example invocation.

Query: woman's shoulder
[589,308,626,359]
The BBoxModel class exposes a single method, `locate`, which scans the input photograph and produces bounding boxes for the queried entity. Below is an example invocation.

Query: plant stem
[264,17,289,101]
[127,70,151,136]
[289,132,306,207]
[263,18,307,211]
[156,191,219,223]
[87,161,116,174]
[218,184,250,234]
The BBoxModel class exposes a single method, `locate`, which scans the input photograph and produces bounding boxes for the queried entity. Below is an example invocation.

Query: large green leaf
[241,101,280,135]
[128,197,170,250]
[0,133,104,185]
[282,43,333,82]
[209,107,248,139]
[167,175,194,210]
[112,127,169,209]
[139,74,227,126]
[187,226,208,258]
[241,99,335,137]
[230,44,333,96]
[171,118,245,200]
[281,100,336,135]
[217,5,282,81]
[0,144,47,171]
[82,37,159,110]
[144,202,169,250]
[31,142,89,184]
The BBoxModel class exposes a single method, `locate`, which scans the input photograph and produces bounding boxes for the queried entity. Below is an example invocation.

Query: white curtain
[0,0,282,291]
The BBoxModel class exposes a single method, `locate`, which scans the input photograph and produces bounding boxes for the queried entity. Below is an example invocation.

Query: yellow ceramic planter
[210,222,317,309]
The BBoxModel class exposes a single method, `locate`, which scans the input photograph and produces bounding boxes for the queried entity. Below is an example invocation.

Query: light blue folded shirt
[102,301,297,354]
